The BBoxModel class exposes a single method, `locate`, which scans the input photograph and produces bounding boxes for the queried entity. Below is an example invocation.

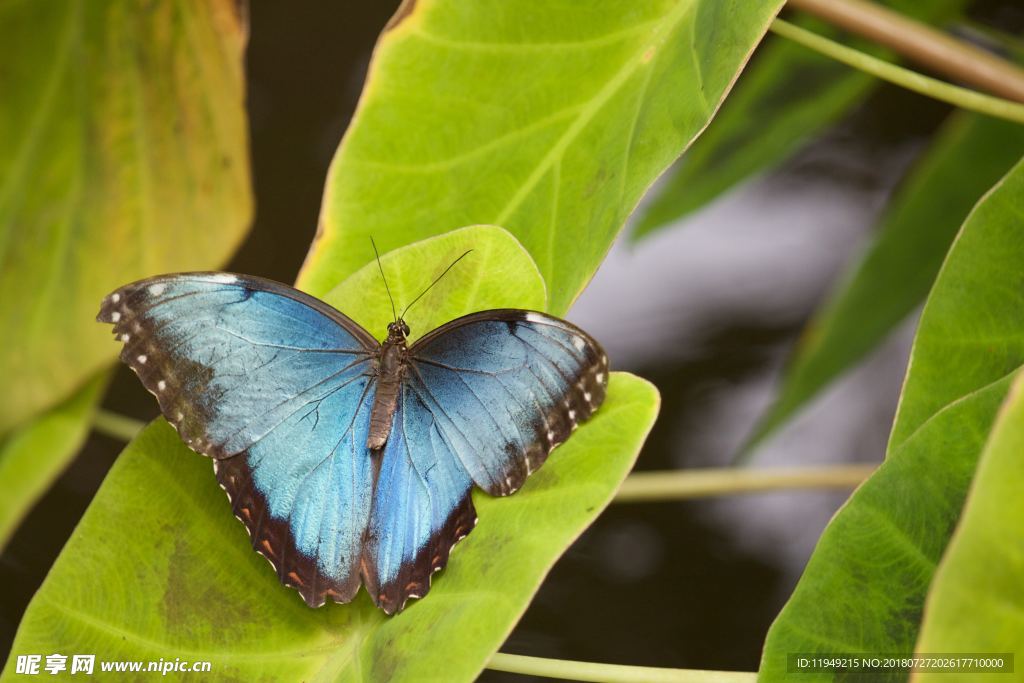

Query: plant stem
[93,410,146,442]
[770,19,1024,125]
[487,653,756,683]
[89,409,876,500]
[615,464,875,503]
[787,0,1024,103]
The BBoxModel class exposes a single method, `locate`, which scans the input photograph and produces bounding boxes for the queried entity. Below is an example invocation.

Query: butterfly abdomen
[367,338,406,450]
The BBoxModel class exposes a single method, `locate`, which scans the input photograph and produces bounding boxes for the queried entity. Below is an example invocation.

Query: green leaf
[297,0,786,315]
[758,158,1024,680]
[633,0,970,236]
[0,373,107,551]
[887,162,1024,449]
[913,374,1024,680]
[745,113,1024,454]
[0,0,253,434]
[6,227,660,682]
[323,225,546,343]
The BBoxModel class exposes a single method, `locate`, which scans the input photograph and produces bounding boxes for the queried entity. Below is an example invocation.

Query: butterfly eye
[401,321,410,336]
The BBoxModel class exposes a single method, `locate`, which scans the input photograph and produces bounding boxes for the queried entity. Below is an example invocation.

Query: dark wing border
[410,309,606,359]
[97,271,381,349]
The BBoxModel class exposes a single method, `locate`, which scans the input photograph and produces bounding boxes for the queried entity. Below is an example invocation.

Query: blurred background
[2,0,1021,677]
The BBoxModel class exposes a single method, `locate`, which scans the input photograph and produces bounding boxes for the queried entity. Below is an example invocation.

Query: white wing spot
[572,337,586,351]
[110,311,121,322]
[176,411,184,421]
[120,333,130,342]
[546,430,555,441]
[524,312,547,324]
[568,409,576,420]
[157,380,166,391]
[148,283,166,296]
[595,372,605,384]
[137,354,147,364]
[204,273,238,284]
[111,293,121,303]
[583,391,592,403]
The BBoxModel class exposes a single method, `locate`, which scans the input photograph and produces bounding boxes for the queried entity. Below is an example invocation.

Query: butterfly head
[386,319,410,343]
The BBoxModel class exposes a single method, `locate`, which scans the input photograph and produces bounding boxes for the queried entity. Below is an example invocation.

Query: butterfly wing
[407,310,609,496]
[97,273,380,606]
[363,384,477,614]
[361,309,608,613]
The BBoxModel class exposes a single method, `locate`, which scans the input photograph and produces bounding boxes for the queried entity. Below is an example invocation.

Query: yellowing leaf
[0,0,252,433]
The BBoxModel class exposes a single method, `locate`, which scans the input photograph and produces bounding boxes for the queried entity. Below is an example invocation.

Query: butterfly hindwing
[364,383,477,614]
[98,273,380,605]
[407,310,609,496]
[213,377,376,606]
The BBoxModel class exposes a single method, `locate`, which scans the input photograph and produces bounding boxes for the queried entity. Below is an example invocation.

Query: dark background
[2,1,1021,679]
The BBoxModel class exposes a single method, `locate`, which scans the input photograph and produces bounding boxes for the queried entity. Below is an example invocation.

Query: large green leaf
[297,0,786,314]
[5,227,660,682]
[759,158,1024,681]
[633,0,969,236]
[0,0,252,434]
[913,374,1024,681]
[0,373,107,551]
[745,113,1024,454]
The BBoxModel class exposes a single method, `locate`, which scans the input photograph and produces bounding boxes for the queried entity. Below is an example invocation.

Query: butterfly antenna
[371,237,399,323]
[400,249,473,319]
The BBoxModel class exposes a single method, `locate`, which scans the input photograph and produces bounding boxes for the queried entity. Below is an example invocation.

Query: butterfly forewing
[97,273,378,457]
[408,310,608,496]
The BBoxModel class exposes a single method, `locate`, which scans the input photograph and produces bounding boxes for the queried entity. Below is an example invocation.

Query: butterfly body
[367,321,411,450]
[98,272,607,614]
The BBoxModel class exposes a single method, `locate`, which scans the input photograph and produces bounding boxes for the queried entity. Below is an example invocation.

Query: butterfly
[97,259,608,614]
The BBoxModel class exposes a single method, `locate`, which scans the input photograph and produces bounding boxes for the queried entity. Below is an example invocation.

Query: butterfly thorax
[367,320,411,451]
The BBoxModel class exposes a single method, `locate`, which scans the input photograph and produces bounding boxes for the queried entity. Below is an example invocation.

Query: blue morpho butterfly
[97,248,608,614]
